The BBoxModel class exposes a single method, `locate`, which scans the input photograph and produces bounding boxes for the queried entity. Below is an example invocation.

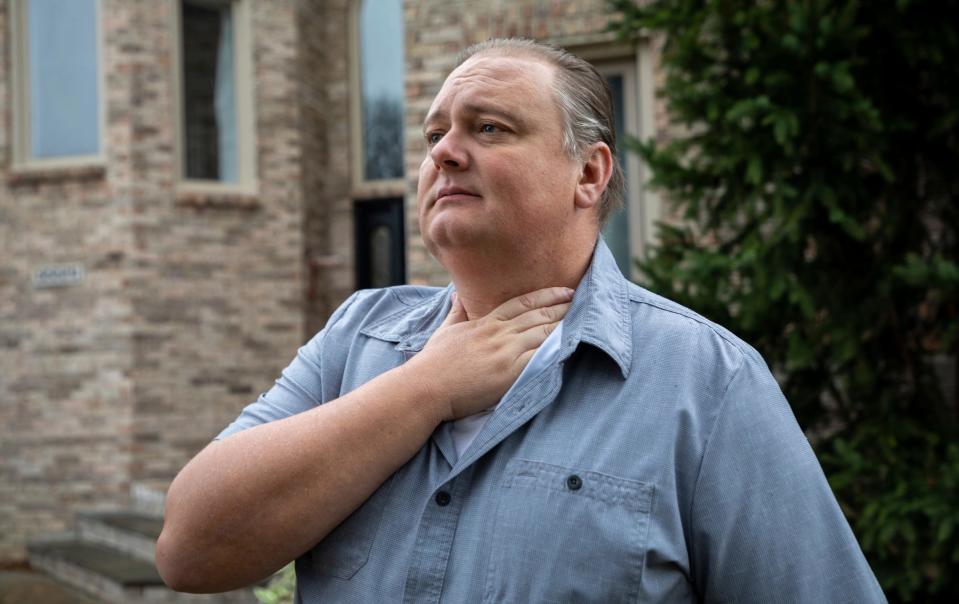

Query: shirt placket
[401,362,568,602]
[402,464,476,604]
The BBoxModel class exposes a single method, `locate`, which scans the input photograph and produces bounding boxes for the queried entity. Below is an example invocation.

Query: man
[157,39,885,602]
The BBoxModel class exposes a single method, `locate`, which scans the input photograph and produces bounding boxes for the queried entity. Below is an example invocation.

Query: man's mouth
[436,186,480,204]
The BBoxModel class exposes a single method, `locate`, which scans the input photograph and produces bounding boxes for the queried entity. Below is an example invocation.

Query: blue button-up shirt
[218,240,885,603]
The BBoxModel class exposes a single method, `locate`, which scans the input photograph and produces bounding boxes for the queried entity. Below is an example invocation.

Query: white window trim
[596,59,643,279]
[348,0,405,197]
[172,0,257,195]
[636,39,661,262]
[587,42,661,278]
[9,0,107,171]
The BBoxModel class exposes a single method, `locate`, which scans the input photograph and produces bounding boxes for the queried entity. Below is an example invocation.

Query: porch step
[0,569,99,604]
[76,509,163,563]
[27,538,260,603]
[27,480,264,604]
[28,539,164,603]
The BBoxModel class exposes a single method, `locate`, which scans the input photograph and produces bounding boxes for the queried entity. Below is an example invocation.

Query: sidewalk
[0,570,98,604]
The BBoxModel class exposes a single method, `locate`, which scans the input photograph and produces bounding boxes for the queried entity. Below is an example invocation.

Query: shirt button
[435,490,452,506]
[566,474,583,491]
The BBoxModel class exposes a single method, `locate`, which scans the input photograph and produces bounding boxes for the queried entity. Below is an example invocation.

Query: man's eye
[426,132,444,145]
[479,123,498,134]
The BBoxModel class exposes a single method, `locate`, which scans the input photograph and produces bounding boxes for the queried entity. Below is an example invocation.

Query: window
[603,70,633,277]
[175,0,255,190]
[11,0,103,165]
[595,53,660,279]
[351,0,407,287]
[355,0,405,184]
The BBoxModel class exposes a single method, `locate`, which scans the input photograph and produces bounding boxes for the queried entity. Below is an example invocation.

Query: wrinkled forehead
[448,51,556,86]
[428,52,558,116]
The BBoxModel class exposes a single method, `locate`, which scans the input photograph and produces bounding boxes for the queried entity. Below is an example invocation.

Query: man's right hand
[157,286,573,593]
[404,286,573,421]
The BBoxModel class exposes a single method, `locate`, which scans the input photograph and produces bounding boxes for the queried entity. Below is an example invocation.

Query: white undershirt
[449,321,565,460]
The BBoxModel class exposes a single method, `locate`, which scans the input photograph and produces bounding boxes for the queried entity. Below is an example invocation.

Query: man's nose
[430,131,468,171]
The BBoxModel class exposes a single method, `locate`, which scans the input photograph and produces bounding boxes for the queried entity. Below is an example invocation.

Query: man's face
[417,53,581,263]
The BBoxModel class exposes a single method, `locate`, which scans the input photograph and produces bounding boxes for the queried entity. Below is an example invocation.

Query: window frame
[349,0,408,289]
[348,0,406,197]
[596,59,644,279]
[171,0,257,195]
[577,41,661,278]
[9,0,107,171]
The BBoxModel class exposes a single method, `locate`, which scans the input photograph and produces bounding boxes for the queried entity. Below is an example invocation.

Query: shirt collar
[360,238,632,378]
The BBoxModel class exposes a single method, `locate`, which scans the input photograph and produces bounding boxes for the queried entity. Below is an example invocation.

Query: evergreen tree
[609,0,959,600]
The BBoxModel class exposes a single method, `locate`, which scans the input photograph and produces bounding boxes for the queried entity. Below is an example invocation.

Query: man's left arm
[688,351,886,603]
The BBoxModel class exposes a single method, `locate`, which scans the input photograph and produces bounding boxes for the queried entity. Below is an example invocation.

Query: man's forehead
[449,51,554,83]
[425,53,556,123]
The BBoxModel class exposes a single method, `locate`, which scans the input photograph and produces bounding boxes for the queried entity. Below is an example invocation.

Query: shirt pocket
[483,458,654,604]
[301,473,397,580]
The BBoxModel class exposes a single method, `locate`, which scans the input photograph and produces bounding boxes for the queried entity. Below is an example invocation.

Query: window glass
[181,0,238,182]
[602,74,632,277]
[359,0,405,181]
[26,0,100,159]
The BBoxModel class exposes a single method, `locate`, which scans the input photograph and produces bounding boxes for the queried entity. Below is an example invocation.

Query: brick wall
[0,0,138,561]
[299,0,352,337]
[0,0,666,563]
[0,0,312,562]
[120,0,306,483]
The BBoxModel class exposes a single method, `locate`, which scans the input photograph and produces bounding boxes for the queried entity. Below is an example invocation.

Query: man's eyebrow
[422,109,447,133]
[422,103,525,132]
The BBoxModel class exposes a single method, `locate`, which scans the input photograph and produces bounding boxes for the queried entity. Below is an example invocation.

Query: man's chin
[423,224,497,260]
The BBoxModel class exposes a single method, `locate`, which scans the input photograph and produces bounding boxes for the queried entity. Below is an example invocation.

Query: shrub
[254,564,295,604]
[609,0,959,600]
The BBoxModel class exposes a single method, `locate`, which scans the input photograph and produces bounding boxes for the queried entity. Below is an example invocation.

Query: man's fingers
[439,292,467,328]
[510,302,571,332]
[515,348,537,370]
[491,287,574,321]
[512,320,561,354]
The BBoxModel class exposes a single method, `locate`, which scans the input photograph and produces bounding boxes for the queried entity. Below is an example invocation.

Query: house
[0,0,666,598]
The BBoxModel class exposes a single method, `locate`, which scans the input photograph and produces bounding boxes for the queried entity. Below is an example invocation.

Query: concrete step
[76,509,162,564]
[28,538,163,603]
[27,538,259,604]
[0,569,100,604]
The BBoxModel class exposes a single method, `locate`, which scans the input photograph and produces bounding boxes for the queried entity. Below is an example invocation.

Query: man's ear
[573,142,614,211]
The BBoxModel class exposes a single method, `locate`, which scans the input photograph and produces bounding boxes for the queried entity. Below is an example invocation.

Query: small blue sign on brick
[33,264,85,288]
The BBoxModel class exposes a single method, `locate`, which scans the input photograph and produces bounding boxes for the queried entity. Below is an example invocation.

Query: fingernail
[451,292,458,304]
[564,288,575,299]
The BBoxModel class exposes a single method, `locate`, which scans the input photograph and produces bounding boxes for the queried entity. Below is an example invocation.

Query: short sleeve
[689,352,886,603]
[215,291,363,441]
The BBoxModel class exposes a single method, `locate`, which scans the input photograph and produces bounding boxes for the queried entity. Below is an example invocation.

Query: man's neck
[444,237,597,321]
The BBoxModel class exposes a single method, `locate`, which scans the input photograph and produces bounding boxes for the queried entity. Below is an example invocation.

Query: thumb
[440,292,467,327]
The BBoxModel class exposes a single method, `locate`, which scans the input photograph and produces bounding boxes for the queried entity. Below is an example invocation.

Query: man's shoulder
[622,281,764,368]
[618,283,786,433]
[348,284,446,310]
[323,285,447,336]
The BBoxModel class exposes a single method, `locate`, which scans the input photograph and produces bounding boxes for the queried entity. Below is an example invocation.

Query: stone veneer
[0,0,666,563]
[0,0,335,562]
